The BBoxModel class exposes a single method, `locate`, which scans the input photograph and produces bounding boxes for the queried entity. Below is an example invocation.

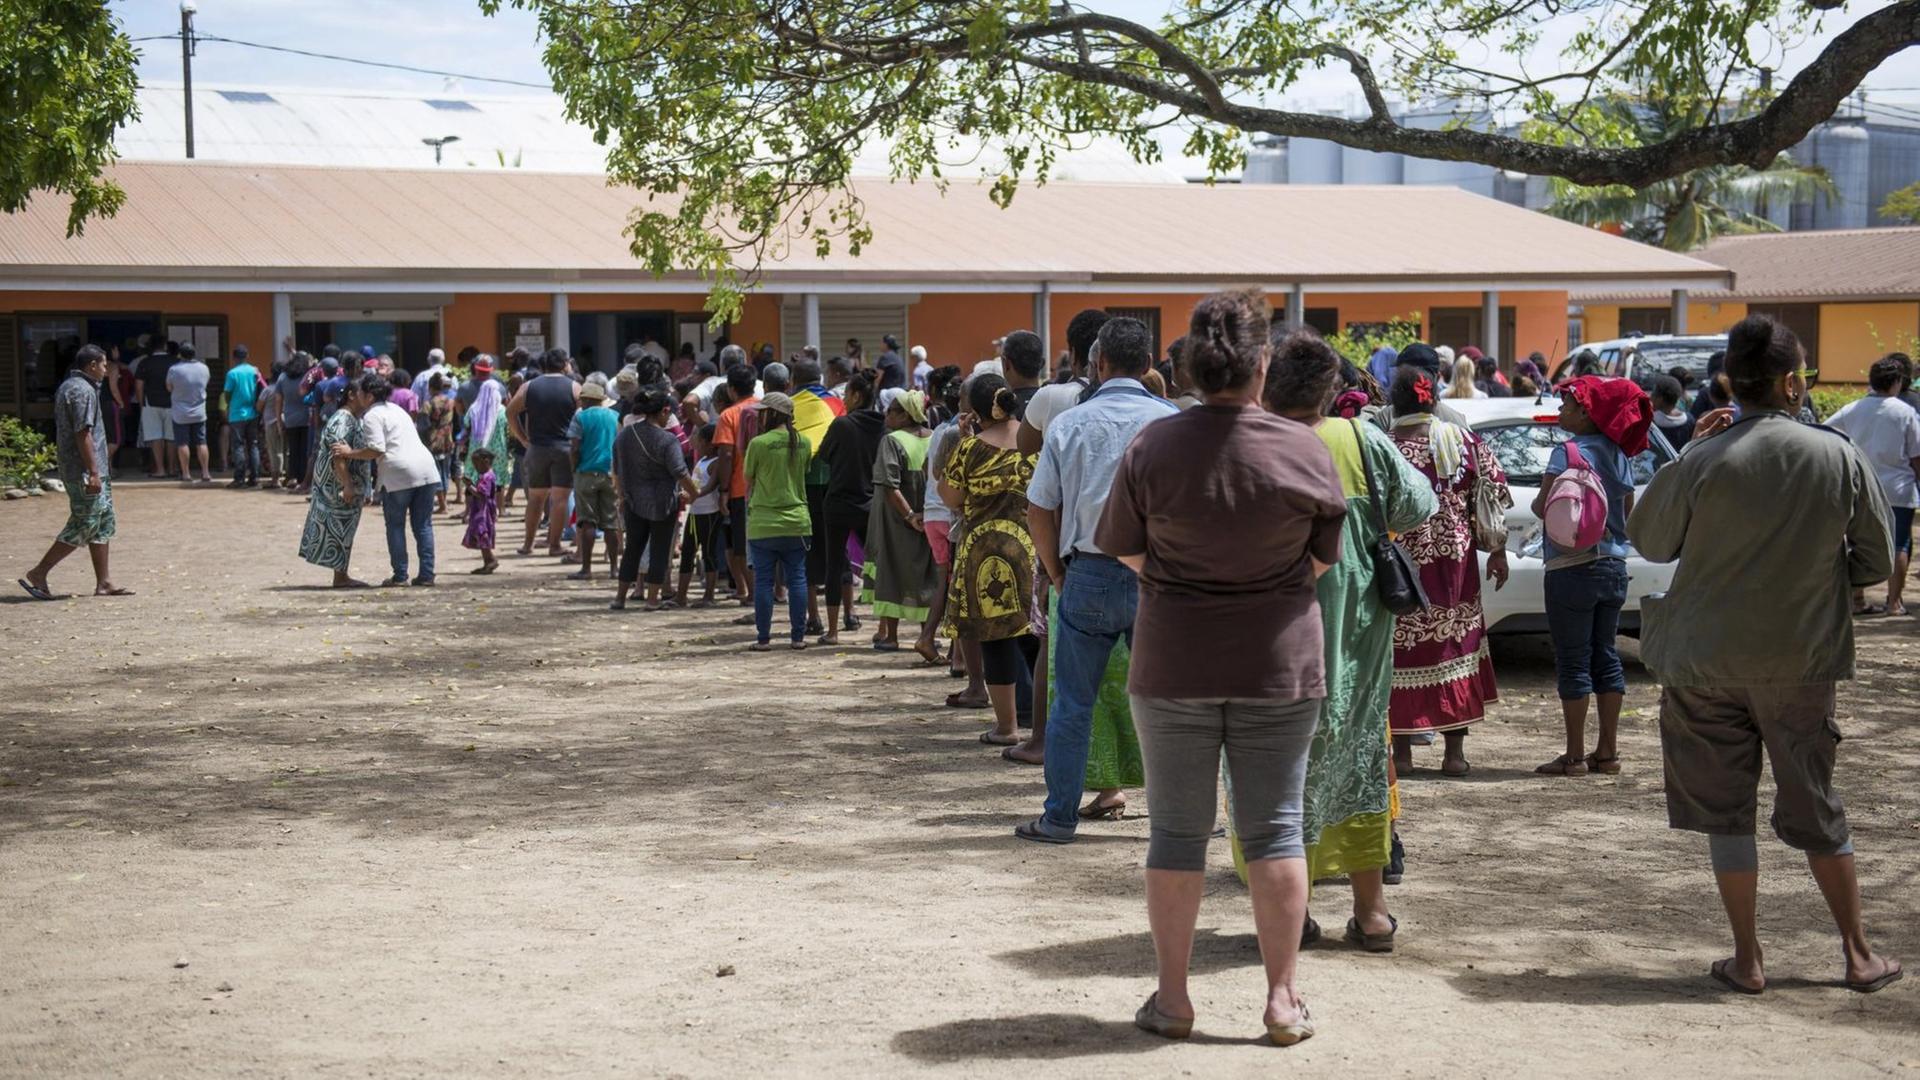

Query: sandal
[1441,758,1471,778]
[1265,1003,1314,1047]
[1078,796,1127,820]
[1001,744,1043,765]
[747,641,772,652]
[17,578,54,602]
[1344,915,1397,954]
[978,730,1019,746]
[1584,752,1622,775]
[945,693,989,710]
[1301,916,1321,948]
[1854,602,1888,617]
[1710,958,1765,996]
[1535,754,1589,777]
[1843,962,1904,994]
[1132,993,1192,1041]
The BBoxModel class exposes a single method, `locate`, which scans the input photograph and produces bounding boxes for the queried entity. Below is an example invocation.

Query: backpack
[1542,439,1610,553]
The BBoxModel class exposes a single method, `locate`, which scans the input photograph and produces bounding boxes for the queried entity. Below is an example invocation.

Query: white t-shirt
[1023,381,1086,436]
[360,401,442,492]
[1827,394,1920,508]
[688,457,723,515]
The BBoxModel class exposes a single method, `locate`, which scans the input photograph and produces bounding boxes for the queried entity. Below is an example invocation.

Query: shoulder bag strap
[1352,419,1390,536]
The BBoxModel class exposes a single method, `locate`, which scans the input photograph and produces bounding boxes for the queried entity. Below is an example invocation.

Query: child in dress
[675,423,724,608]
[464,448,500,575]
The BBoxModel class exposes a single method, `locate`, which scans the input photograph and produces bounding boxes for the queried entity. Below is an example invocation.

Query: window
[216,90,278,104]
[425,99,479,112]
[1104,307,1162,359]
[1305,308,1339,336]
[1618,307,1671,337]
[1748,303,1822,369]
[1567,319,1584,352]
[20,318,82,404]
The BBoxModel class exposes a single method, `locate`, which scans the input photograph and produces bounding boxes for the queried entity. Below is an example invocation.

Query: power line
[129,31,552,90]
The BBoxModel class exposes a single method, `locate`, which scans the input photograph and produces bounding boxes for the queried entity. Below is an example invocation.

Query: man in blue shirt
[1015,317,1177,845]
[1532,376,1642,778]
[222,344,266,487]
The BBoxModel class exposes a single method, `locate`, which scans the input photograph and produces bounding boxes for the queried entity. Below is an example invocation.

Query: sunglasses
[1793,367,1818,381]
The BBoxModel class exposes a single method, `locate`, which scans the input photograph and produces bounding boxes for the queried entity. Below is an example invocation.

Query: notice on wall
[514,334,547,354]
[168,324,224,361]
[518,318,543,335]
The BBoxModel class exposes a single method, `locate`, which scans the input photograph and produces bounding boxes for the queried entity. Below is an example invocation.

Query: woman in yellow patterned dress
[938,373,1039,747]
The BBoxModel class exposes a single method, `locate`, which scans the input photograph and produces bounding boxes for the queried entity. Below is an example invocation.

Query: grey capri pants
[1131,695,1320,872]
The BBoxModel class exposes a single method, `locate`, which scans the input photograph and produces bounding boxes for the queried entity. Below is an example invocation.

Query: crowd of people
[19,294,1912,1042]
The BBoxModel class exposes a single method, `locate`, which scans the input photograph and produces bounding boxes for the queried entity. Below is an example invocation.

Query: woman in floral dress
[1385,365,1511,776]
[299,381,374,587]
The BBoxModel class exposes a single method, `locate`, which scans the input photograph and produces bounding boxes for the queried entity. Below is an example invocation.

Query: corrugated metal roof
[118,83,1194,183]
[1576,227,1920,303]
[0,160,1730,289]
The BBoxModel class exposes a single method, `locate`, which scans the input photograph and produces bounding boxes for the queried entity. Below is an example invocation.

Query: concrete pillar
[802,293,821,352]
[550,292,571,353]
[1286,285,1306,332]
[271,292,293,365]
[1670,288,1689,335]
[1034,285,1053,364]
[595,312,618,372]
[1480,290,1500,363]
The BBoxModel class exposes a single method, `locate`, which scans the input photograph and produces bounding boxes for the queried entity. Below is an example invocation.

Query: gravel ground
[3,479,1917,1078]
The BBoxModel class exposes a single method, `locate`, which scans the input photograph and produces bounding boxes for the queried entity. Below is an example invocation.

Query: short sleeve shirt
[567,405,619,475]
[54,372,105,487]
[359,401,442,492]
[223,364,261,422]
[137,353,174,407]
[276,373,311,428]
[744,429,813,538]
[1095,405,1347,700]
[1827,395,1920,509]
[714,396,759,499]
[166,361,211,424]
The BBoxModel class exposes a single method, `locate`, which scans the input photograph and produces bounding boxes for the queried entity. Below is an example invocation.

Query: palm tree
[1544,90,1835,251]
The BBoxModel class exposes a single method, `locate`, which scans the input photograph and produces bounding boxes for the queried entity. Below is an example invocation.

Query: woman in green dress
[299,380,376,587]
[1259,331,1437,949]
[865,390,942,659]
[938,374,1038,747]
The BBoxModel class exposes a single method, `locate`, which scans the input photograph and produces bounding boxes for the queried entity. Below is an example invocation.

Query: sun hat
[579,381,608,402]
[756,391,795,416]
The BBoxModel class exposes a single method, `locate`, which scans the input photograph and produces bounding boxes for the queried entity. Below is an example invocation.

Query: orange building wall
[0,290,275,362]
[439,292,781,359]
[1579,301,1747,346]
[908,293,1033,371]
[1818,302,1920,384]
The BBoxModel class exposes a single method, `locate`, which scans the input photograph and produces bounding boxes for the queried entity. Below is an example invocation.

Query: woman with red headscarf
[1532,375,1649,776]
[1385,365,1511,779]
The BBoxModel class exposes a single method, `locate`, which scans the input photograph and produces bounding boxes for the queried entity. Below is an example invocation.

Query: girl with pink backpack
[1532,375,1650,777]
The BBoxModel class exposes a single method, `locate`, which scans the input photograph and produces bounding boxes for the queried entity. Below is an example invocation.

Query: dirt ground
[2,479,1917,1079]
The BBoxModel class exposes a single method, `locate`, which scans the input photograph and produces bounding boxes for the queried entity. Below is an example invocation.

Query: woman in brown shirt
[1096,290,1347,1046]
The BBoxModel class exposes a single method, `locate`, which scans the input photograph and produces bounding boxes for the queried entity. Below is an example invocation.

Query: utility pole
[181,1,197,159]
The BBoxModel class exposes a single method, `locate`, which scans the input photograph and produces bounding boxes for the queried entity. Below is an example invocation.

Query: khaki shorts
[573,472,618,530]
[522,444,573,489]
[1658,683,1849,853]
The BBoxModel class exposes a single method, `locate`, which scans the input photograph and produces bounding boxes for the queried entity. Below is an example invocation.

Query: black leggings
[979,634,1039,684]
[824,504,869,605]
[679,511,722,574]
[619,508,678,585]
[284,426,311,485]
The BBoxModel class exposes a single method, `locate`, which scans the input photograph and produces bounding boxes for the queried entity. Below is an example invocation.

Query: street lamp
[422,135,461,165]
[181,0,198,159]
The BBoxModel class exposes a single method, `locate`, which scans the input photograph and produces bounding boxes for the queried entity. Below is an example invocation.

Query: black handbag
[1352,420,1429,616]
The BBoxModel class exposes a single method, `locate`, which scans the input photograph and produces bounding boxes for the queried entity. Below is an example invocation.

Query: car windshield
[1632,342,1720,382]
[1476,420,1673,487]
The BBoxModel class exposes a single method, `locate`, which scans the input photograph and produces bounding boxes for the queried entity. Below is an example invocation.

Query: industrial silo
[1342,143,1404,184]
[1808,120,1872,230]
[1400,102,1497,197]
[1244,136,1289,184]
[1286,135,1343,184]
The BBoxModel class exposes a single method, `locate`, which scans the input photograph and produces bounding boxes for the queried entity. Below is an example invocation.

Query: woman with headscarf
[298,377,375,587]
[865,389,941,658]
[1367,345,1398,389]
[1262,331,1438,951]
[1387,365,1511,778]
[939,373,1039,747]
[462,358,508,499]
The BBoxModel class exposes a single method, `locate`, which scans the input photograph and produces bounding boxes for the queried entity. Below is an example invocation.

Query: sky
[111,0,1920,120]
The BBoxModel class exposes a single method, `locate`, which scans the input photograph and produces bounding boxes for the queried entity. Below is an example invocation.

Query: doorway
[296,320,439,370]
[569,310,678,376]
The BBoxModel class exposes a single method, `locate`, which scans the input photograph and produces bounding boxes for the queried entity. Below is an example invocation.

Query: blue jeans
[1041,556,1138,832]
[1544,557,1628,700]
[749,535,809,644]
[381,483,437,582]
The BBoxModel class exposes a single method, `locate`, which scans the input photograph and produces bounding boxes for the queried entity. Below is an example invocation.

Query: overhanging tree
[480,0,1920,317]
[0,0,139,236]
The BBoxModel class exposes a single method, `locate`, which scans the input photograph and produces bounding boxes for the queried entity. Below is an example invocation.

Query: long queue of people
[20,293,1906,1046]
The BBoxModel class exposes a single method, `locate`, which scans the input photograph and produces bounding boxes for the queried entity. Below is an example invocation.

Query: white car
[1554,334,1725,389]
[1444,395,1680,635]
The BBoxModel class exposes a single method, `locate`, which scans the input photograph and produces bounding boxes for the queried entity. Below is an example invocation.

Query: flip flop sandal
[17,579,55,601]
[948,668,968,679]
[978,731,1019,746]
[1301,917,1322,948]
[1344,915,1398,953]
[1584,753,1622,775]
[1710,959,1765,995]
[946,693,989,710]
[1854,603,1888,617]
[1078,798,1127,820]
[1843,966,1904,994]
[872,641,901,652]
[1001,745,1042,765]
[95,586,136,596]
[732,613,758,626]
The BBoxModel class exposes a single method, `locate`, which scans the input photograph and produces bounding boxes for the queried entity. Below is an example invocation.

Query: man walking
[223,344,266,488]
[1826,354,1920,616]
[1015,317,1176,844]
[507,347,580,558]
[133,338,176,477]
[166,343,214,484]
[19,346,132,600]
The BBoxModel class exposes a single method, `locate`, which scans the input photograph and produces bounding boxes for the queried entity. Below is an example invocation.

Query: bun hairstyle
[1389,364,1437,415]
[965,372,1018,423]
[1724,313,1802,404]
[845,369,878,409]
[1262,329,1341,415]
[1185,290,1269,396]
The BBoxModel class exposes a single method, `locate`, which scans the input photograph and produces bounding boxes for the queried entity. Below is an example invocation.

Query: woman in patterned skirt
[937,373,1038,748]
[1385,365,1511,776]
[299,381,375,587]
